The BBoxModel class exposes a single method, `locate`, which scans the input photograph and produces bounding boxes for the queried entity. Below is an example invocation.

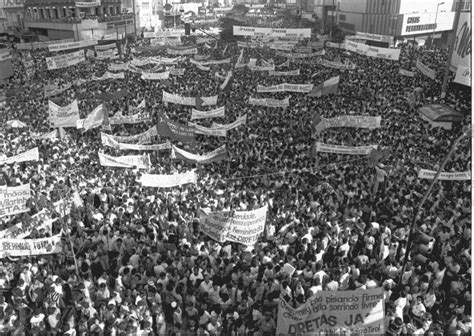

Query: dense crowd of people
[0,22,471,336]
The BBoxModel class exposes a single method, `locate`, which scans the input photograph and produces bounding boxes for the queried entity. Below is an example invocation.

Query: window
[339,14,346,21]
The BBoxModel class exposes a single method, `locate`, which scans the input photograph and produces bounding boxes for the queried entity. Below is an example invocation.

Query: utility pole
[441,0,462,99]
[132,0,138,36]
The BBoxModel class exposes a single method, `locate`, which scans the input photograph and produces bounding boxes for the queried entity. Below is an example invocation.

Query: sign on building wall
[400,12,455,36]
[451,12,471,86]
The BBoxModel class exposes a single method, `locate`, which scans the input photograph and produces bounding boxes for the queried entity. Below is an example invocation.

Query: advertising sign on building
[401,12,455,36]
[451,12,471,86]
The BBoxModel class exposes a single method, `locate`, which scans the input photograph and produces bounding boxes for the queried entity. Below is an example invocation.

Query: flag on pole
[308,76,340,98]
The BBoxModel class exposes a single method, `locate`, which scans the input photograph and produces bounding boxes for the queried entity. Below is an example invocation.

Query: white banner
[0,184,31,218]
[248,97,290,107]
[110,112,150,125]
[268,69,300,76]
[191,106,225,120]
[171,145,227,163]
[220,71,233,90]
[315,142,377,155]
[31,130,58,140]
[46,50,85,70]
[140,170,197,188]
[0,209,54,239]
[162,91,217,107]
[257,83,313,93]
[276,288,385,336]
[98,153,150,169]
[109,126,157,144]
[169,67,185,76]
[75,1,101,7]
[92,71,125,81]
[0,148,39,165]
[276,50,325,59]
[95,43,116,51]
[233,26,311,38]
[16,38,74,50]
[188,123,227,137]
[454,65,471,86]
[108,62,129,71]
[167,48,198,55]
[101,133,169,151]
[0,234,62,258]
[48,99,80,127]
[211,115,247,131]
[318,58,357,70]
[399,68,415,77]
[418,169,471,181]
[79,104,105,131]
[48,39,98,52]
[200,205,267,245]
[96,49,116,59]
[316,116,381,133]
[141,71,170,80]
[416,60,436,80]
[344,40,400,61]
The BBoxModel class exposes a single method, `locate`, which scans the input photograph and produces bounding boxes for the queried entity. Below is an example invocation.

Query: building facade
[24,0,136,41]
[1,0,25,37]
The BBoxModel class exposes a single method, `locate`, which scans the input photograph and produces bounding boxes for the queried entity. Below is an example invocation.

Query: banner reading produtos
[418,169,471,181]
[257,83,313,93]
[315,143,377,155]
[0,184,31,217]
[98,153,150,169]
[162,91,217,107]
[92,72,125,81]
[0,234,62,258]
[191,106,225,120]
[315,116,382,133]
[199,205,267,245]
[140,170,197,188]
[276,288,385,336]
[46,50,85,70]
[171,145,227,163]
[48,99,80,127]
[0,148,39,165]
[248,97,290,107]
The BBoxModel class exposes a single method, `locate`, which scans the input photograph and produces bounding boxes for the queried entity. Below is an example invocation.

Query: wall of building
[399,0,453,14]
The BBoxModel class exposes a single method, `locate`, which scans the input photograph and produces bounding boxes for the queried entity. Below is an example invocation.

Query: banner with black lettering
[48,39,97,52]
[315,142,377,155]
[233,26,311,38]
[0,148,39,165]
[46,50,85,70]
[248,97,290,108]
[268,69,300,76]
[276,50,325,59]
[140,170,197,188]
[109,126,158,144]
[399,68,415,77]
[162,91,217,107]
[191,106,225,120]
[167,47,198,55]
[171,145,227,163]
[0,234,62,258]
[98,153,150,169]
[343,40,400,61]
[0,209,55,239]
[141,71,170,80]
[48,99,80,127]
[109,62,129,71]
[156,113,195,143]
[257,83,313,93]
[109,111,150,125]
[276,288,385,336]
[101,132,170,151]
[0,184,31,218]
[211,115,247,131]
[318,59,357,70]
[416,60,436,80]
[92,72,125,81]
[188,122,227,137]
[315,116,381,134]
[418,169,471,181]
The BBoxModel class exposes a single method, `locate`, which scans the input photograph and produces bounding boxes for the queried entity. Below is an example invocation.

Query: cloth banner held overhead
[416,60,436,80]
[48,39,97,52]
[31,130,58,140]
[101,132,170,151]
[156,113,195,143]
[315,142,377,155]
[249,64,275,71]
[257,83,313,93]
[248,97,290,108]
[44,83,72,97]
[95,43,116,51]
[92,72,125,81]
[0,148,39,165]
[276,50,325,59]
[418,169,471,181]
[233,26,311,38]
[315,115,382,134]
[79,104,106,131]
[48,99,80,127]
[98,153,150,169]
[199,205,268,245]
[171,145,227,163]
[110,112,150,125]
[211,115,247,131]
[0,235,62,258]
[141,71,170,80]
[188,122,227,137]
[108,63,129,71]
[0,209,55,239]
[110,126,158,144]
[192,58,231,66]
[191,106,225,120]
[169,67,185,76]
[0,184,31,218]
[268,69,300,76]
[399,68,415,77]
[276,288,385,336]
[309,76,340,97]
[343,40,400,61]
[46,50,85,70]
[140,170,197,188]
[162,91,217,107]
[167,48,198,55]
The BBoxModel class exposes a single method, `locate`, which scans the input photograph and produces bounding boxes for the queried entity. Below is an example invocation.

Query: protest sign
[157,113,195,143]
[141,71,170,80]
[211,115,247,131]
[188,122,227,137]
[0,148,39,165]
[343,40,400,61]
[48,99,80,127]
[257,83,313,93]
[416,60,436,80]
[316,116,382,134]
[48,40,97,52]
[171,145,227,163]
[31,130,58,140]
[98,153,150,169]
[162,91,218,107]
[315,143,377,155]
[110,112,150,125]
[0,184,31,217]
[16,39,74,50]
[191,106,225,120]
[0,209,55,239]
[110,126,157,143]
[108,62,129,71]
[92,72,125,81]
[101,132,170,151]
[399,68,415,77]
[233,26,311,38]
[167,47,198,55]
[248,97,290,108]
[317,59,356,70]
[46,50,85,70]
[44,83,72,97]
[276,288,385,336]
[0,234,62,258]
[80,104,105,131]
[140,170,197,188]
[276,50,325,59]
[95,43,116,51]
[418,169,471,181]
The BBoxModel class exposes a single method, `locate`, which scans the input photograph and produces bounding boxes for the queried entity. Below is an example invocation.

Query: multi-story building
[24,0,136,41]
[1,0,25,37]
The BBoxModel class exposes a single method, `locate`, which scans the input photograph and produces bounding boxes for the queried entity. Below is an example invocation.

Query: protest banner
[171,145,227,163]
[416,60,437,80]
[157,113,195,143]
[315,143,377,155]
[140,170,197,188]
[141,71,170,80]
[101,132,170,151]
[94,89,129,101]
[0,148,39,165]
[248,97,290,108]
[276,288,385,336]
[80,104,105,131]
[249,64,275,71]
[276,50,325,59]
[316,116,382,134]
[318,59,356,70]
[110,112,150,125]
[92,72,125,81]
[343,40,400,61]
[268,69,300,76]
[220,71,233,91]
[98,153,150,169]
[46,50,85,70]
[418,169,471,181]
[95,43,116,51]
[399,68,415,77]
[200,205,267,245]
[48,99,80,127]
[44,83,72,97]
[191,106,225,120]
[16,38,74,50]
[233,26,311,38]
[162,91,218,107]
[211,115,247,131]
[108,62,129,71]
[188,122,227,137]
[96,49,116,59]
[31,130,58,141]
[169,67,185,76]
[110,126,158,143]
[0,209,55,239]
[167,47,198,55]
[0,184,31,217]
[48,39,98,52]
[257,83,313,93]
[0,234,62,258]
[130,99,146,111]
